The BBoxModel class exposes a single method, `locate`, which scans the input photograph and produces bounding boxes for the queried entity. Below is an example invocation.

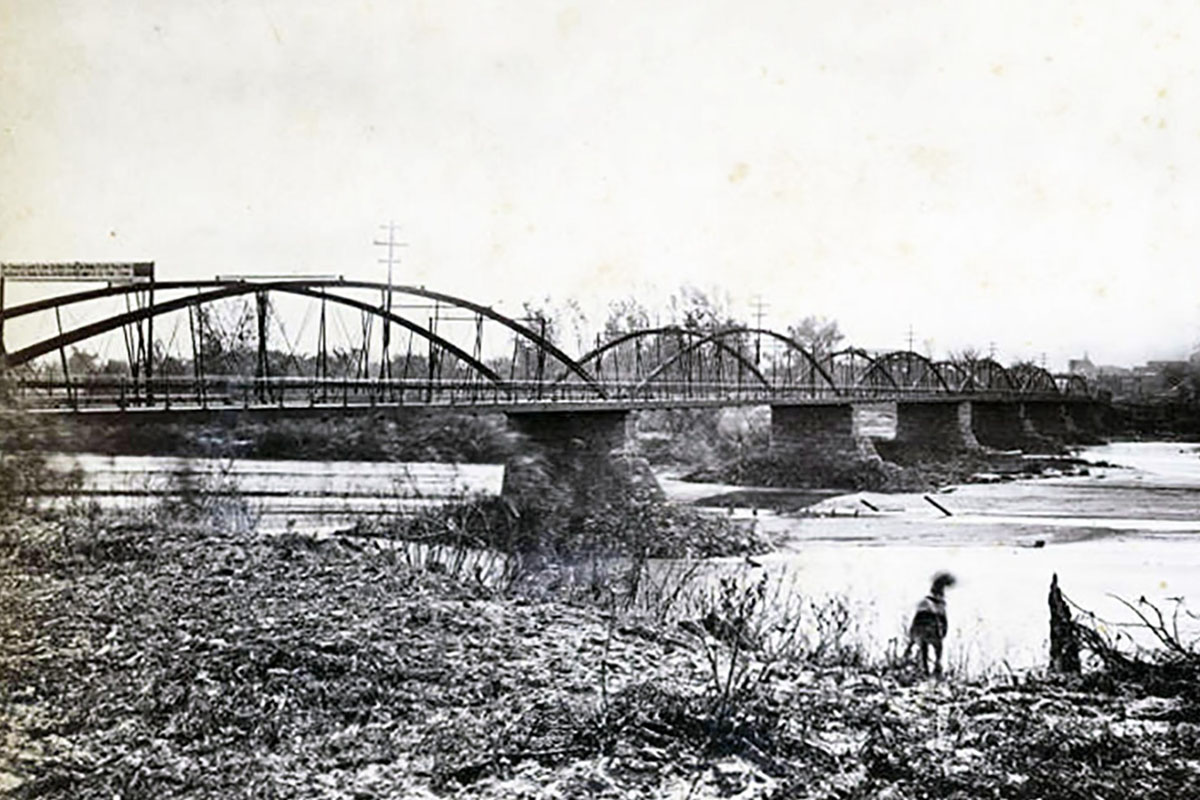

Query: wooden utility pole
[373,221,407,381]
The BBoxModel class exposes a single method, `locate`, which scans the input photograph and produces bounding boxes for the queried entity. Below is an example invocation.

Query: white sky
[3,0,1199,369]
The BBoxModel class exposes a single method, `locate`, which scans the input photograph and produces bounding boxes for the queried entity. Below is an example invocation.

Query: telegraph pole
[373,222,407,381]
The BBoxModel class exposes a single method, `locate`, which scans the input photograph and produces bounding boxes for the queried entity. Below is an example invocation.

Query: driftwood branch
[1048,573,1080,673]
[1050,576,1200,686]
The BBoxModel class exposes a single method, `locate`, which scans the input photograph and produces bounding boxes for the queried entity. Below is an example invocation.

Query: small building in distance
[1072,355,1194,401]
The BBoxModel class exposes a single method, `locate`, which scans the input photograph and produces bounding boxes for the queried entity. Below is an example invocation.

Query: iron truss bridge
[0,277,1097,416]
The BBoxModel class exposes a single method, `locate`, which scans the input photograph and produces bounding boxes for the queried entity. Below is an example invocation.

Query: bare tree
[602,295,652,339]
[668,285,740,331]
[946,346,985,366]
[787,315,843,361]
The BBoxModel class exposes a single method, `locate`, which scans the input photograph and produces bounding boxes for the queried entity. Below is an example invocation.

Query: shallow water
[695,441,1200,673]
[45,453,504,526]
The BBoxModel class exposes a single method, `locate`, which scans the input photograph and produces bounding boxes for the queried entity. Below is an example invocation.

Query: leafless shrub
[1063,587,1200,694]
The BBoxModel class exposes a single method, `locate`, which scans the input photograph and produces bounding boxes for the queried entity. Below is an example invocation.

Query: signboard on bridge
[0,262,155,283]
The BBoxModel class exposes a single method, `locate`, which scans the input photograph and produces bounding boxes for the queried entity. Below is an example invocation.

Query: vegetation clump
[369,460,771,584]
[0,380,65,522]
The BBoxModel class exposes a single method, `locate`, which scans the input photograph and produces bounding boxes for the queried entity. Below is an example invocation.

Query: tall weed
[155,459,261,535]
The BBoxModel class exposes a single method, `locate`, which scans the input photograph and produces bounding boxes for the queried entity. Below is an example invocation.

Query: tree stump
[1049,573,1081,673]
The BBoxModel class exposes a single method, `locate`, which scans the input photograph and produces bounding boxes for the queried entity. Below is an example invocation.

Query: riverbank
[2,508,1197,798]
[683,445,1100,495]
[32,412,517,464]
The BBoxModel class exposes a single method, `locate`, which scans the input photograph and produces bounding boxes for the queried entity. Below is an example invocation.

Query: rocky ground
[2,508,1199,799]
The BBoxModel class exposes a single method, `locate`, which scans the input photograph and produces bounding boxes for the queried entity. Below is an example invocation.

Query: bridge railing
[11,373,1091,412]
[13,375,792,409]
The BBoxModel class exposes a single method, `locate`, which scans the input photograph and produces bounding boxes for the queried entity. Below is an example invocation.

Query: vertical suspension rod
[255,290,269,403]
[426,310,437,403]
[54,306,74,408]
[357,310,373,383]
[187,304,203,406]
[535,315,547,399]
[145,284,155,405]
[401,328,414,404]
[472,314,483,401]
[317,294,328,401]
[379,288,391,383]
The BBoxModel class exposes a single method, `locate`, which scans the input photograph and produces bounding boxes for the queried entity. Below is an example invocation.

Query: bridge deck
[20,390,1086,423]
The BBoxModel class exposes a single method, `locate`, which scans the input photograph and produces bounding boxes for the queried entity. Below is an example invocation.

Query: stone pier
[506,409,631,456]
[770,404,879,459]
[968,401,1068,452]
[1023,401,1070,441]
[502,410,661,516]
[1064,400,1107,441]
[894,400,980,452]
[969,401,1034,450]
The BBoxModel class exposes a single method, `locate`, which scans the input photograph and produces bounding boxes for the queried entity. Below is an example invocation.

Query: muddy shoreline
[3,510,1197,798]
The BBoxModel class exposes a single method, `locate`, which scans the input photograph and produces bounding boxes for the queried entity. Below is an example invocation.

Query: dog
[904,571,956,676]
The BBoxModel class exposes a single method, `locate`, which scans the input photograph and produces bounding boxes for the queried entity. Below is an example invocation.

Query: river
[45,453,504,524]
[46,441,1200,674]
[672,441,1200,674]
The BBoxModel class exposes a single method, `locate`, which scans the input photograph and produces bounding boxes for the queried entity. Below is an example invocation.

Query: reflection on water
[44,453,504,528]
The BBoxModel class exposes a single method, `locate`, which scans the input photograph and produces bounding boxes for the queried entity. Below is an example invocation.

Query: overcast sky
[3,1,1199,368]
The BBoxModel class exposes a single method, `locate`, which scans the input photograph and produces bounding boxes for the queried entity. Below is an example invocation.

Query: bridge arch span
[859,350,952,394]
[8,284,508,386]
[1055,373,1091,396]
[960,358,1017,393]
[631,328,840,398]
[821,348,900,396]
[560,325,771,391]
[1008,363,1060,395]
[932,360,971,392]
[5,279,605,396]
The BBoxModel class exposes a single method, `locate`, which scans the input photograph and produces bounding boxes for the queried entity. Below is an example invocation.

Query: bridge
[1,266,1107,476]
